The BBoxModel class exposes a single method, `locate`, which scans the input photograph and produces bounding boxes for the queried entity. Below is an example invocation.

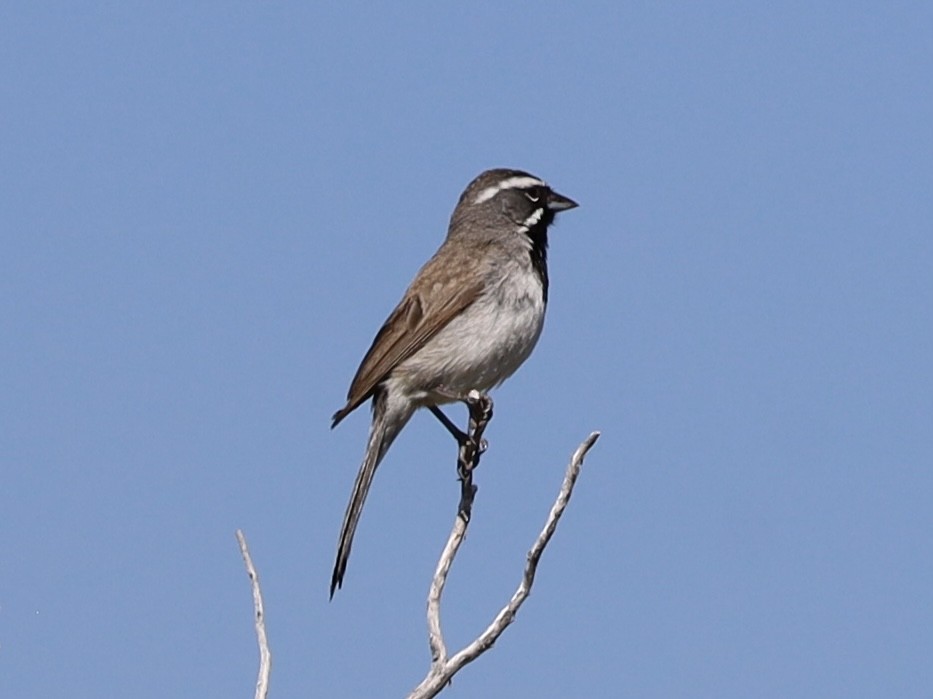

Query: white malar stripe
[519,207,545,230]
[473,175,546,204]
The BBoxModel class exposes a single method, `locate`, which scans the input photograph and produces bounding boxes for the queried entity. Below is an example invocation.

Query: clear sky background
[2,3,932,697]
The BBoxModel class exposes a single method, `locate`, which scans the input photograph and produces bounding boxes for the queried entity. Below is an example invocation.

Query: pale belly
[392,271,546,404]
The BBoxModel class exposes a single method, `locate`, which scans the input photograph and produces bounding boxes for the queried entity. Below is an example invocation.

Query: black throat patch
[526,211,552,303]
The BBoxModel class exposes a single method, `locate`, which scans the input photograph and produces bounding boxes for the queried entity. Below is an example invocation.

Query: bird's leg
[428,402,486,476]
[428,390,485,458]
[428,405,470,444]
[428,390,493,470]
[428,387,494,520]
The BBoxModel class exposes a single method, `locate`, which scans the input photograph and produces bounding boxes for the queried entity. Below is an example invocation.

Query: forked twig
[410,431,601,698]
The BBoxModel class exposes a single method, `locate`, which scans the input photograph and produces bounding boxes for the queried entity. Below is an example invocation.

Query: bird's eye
[524,187,543,203]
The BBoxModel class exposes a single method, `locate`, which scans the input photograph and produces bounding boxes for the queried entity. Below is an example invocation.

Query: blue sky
[2,3,932,697]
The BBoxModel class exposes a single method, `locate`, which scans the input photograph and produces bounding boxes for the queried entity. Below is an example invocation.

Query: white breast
[394,263,546,403]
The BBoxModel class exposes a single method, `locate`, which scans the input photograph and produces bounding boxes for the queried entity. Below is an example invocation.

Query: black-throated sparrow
[330,168,578,596]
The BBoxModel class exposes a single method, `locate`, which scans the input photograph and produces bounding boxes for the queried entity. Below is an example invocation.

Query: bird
[329,168,578,596]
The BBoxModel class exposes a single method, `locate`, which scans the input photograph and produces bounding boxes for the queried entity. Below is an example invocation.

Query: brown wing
[331,263,483,427]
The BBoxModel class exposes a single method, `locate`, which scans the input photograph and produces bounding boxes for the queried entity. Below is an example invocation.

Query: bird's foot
[455,390,492,475]
[465,389,493,427]
[457,436,487,479]
[455,390,494,522]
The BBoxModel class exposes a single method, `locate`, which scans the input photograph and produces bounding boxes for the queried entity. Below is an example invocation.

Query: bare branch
[426,513,467,664]
[409,431,600,699]
[236,530,272,699]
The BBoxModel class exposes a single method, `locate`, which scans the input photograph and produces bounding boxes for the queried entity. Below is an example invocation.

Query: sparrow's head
[449,168,578,237]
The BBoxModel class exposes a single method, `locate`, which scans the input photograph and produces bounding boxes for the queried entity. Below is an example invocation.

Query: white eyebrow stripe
[473,175,546,204]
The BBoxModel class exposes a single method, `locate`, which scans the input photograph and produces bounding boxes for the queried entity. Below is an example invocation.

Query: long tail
[330,390,409,597]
